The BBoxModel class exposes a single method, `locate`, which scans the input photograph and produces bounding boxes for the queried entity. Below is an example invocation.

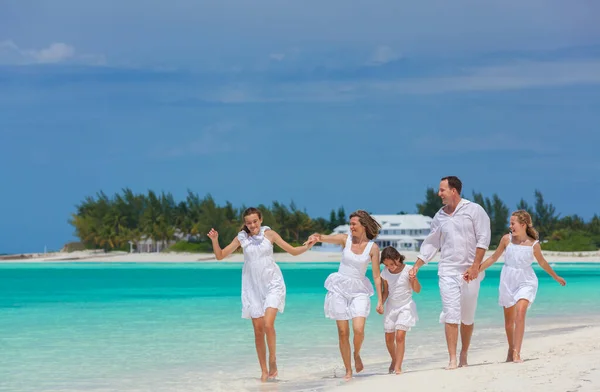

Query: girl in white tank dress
[379,247,420,374]
[208,207,316,382]
[480,210,566,363]
[307,210,383,380]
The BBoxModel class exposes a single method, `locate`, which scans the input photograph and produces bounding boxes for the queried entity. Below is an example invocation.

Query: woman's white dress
[381,266,418,332]
[324,235,375,320]
[499,234,539,308]
[238,226,286,319]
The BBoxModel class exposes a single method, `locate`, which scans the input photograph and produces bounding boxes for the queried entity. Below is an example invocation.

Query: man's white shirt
[417,199,491,276]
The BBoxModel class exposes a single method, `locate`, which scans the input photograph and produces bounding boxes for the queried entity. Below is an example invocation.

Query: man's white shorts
[438,271,485,325]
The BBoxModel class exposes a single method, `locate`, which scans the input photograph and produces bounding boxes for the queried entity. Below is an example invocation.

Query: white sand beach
[3,248,600,263]
[332,322,600,392]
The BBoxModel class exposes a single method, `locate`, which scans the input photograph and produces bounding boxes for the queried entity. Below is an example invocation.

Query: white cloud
[0,40,105,65]
[269,53,285,61]
[368,45,401,65]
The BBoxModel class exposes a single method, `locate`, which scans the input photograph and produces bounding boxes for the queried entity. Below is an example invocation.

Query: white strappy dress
[499,235,539,308]
[238,226,286,319]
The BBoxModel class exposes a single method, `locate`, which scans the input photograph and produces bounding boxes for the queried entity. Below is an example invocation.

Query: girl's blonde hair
[512,210,539,240]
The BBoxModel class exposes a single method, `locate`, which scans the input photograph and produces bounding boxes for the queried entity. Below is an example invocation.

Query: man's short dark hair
[441,176,462,195]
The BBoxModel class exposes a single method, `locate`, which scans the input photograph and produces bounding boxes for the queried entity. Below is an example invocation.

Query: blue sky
[1,1,599,253]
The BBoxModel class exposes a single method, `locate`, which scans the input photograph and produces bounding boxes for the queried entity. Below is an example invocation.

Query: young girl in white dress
[307,210,383,381]
[378,247,420,375]
[479,210,566,363]
[208,207,316,382]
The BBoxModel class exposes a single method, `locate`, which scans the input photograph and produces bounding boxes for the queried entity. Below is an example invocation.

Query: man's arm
[465,205,492,281]
[410,218,441,278]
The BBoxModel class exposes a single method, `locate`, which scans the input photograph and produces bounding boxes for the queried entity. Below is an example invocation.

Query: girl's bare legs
[251,317,269,382]
[394,330,407,374]
[264,307,279,379]
[385,332,396,373]
[351,317,366,373]
[503,305,516,362]
[336,320,353,380]
[513,299,530,363]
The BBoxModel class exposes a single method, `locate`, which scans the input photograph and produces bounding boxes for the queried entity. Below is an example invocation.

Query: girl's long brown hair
[241,207,263,234]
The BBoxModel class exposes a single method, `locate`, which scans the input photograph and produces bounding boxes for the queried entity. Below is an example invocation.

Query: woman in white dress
[208,207,316,382]
[479,210,566,363]
[307,210,383,380]
[378,247,420,375]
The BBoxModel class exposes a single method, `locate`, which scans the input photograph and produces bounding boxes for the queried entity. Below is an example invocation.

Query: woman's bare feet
[268,359,278,379]
[353,352,364,373]
[394,367,402,375]
[343,369,353,381]
[445,358,458,370]
[506,348,514,362]
[260,371,269,383]
[513,350,523,363]
[459,351,468,367]
[388,361,396,374]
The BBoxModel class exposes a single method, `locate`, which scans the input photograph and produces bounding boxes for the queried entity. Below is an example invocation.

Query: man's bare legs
[336,320,352,380]
[459,323,474,367]
[384,332,396,373]
[264,308,279,378]
[503,305,516,362]
[394,330,407,374]
[352,317,366,373]
[444,323,459,369]
[512,299,530,363]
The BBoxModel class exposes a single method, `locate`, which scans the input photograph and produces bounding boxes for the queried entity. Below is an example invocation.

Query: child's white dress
[324,235,374,320]
[499,234,539,308]
[238,226,286,319]
[381,266,418,332]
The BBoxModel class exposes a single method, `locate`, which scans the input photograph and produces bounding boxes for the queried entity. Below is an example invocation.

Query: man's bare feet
[354,352,364,373]
[268,359,278,379]
[458,351,468,367]
[513,350,523,363]
[260,371,269,382]
[445,358,458,370]
[506,348,514,362]
[388,361,396,374]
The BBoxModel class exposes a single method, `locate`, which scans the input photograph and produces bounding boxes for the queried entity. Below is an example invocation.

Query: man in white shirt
[409,176,491,370]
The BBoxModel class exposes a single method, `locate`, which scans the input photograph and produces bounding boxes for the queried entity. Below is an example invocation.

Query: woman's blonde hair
[512,210,539,240]
[349,210,381,240]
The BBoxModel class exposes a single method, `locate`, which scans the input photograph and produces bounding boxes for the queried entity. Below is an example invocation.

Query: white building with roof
[320,214,433,252]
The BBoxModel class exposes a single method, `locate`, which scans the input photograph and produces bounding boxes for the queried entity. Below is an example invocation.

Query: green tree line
[69,189,345,252]
[417,188,600,251]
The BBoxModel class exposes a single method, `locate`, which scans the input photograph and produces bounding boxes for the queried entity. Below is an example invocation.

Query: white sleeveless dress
[238,226,286,319]
[324,235,375,320]
[499,234,539,308]
[381,266,418,332]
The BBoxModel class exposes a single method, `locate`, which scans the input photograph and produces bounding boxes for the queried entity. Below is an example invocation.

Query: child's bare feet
[506,348,514,362]
[394,367,402,375]
[459,351,468,367]
[354,352,364,373]
[513,350,523,363]
[260,371,269,382]
[388,361,396,374]
[445,358,458,370]
[268,359,278,379]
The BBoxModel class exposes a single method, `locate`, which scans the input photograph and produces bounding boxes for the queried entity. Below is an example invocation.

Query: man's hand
[463,265,479,282]
[376,302,384,315]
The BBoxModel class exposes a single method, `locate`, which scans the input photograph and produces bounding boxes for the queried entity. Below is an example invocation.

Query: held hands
[555,276,567,286]
[303,233,321,246]
[376,302,384,315]
[408,266,419,279]
[463,265,479,282]
[207,228,219,241]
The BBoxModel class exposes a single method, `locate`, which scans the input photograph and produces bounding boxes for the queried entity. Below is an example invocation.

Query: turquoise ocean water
[1,262,599,392]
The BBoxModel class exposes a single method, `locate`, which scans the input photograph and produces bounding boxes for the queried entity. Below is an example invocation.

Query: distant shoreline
[1,248,599,263]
